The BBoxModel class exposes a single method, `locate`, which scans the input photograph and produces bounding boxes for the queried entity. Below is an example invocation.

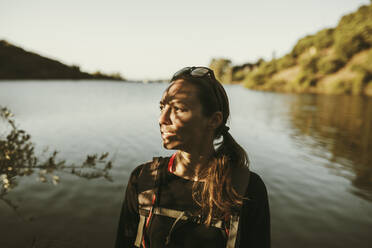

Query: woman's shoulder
[248,171,267,186]
[130,156,167,174]
[246,171,269,202]
[128,156,171,187]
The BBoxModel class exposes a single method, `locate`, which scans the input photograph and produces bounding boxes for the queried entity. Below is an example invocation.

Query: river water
[0,80,371,248]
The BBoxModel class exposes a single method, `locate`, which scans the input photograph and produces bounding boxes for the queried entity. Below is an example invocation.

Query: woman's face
[159,79,212,151]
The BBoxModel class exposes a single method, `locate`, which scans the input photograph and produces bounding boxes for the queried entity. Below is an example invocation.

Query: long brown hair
[173,72,249,225]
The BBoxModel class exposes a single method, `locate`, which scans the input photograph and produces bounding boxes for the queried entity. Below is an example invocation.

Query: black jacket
[115,157,270,248]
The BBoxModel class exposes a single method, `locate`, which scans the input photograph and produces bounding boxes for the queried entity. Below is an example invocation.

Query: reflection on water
[289,94,372,201]
[0,106,113,218]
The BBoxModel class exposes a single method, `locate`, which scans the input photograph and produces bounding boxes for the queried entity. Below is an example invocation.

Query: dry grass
[271,65,301,83]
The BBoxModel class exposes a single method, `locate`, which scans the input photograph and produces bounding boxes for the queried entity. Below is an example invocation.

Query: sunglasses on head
[171,66,226,113]
[171,66,216,82]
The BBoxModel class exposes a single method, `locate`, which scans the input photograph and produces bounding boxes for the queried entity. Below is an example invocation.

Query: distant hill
[0,40,124,80]
[210,3,372,96]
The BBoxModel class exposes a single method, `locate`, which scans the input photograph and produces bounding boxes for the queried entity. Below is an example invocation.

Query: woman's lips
[161,131,176,139]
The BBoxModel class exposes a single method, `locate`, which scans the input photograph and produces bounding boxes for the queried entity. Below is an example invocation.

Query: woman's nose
[159,106,171,125]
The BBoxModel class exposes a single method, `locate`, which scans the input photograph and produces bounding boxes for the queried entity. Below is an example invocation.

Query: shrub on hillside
[334,4,372,60]
[209,58,232,83]
[260,60,278,76]
[351,60,372,95]
[289,70,317,92]
[232,69,246,81]
[327,79,353,94]
[243,60,278,89]
[299,53,321,74]
[313,28,335,49]
[291,28,335,58]
[263,79,287,91]
[291,35,315,58]
[317,55,345,74]
[335,32,371,60]
[243,70,266,88]
[276,54,297,70]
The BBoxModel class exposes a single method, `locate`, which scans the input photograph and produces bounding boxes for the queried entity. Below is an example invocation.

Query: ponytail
[193,130,249,226]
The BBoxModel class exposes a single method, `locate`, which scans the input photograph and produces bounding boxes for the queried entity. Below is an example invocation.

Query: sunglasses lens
[172,67,191,79]
[190,68,210,77]
[171,67,215,82]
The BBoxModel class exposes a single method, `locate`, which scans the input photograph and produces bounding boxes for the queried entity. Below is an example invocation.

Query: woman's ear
[208,111,223,130]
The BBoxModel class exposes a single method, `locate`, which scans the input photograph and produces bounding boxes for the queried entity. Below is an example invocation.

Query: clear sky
[0,0,370,80]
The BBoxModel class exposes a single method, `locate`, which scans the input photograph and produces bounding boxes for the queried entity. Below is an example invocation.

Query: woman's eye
[174,106,186,112]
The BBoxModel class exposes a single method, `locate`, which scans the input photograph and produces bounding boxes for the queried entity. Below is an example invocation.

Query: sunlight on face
[159,79,211,151]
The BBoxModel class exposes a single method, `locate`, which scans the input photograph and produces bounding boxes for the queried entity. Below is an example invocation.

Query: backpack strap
[134,215,146,247]
[226,214,240,248]
[226,166,250,248]
[138,207,224,229]
[134,157,164,248]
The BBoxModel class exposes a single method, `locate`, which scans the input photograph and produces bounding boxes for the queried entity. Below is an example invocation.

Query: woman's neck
[173,146,214,181]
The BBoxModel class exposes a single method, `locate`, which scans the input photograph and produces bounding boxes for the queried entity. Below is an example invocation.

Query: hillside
[0,40,124,80]
[210,3,372,96]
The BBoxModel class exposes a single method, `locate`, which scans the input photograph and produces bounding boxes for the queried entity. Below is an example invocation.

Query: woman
[115,66,270,248]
